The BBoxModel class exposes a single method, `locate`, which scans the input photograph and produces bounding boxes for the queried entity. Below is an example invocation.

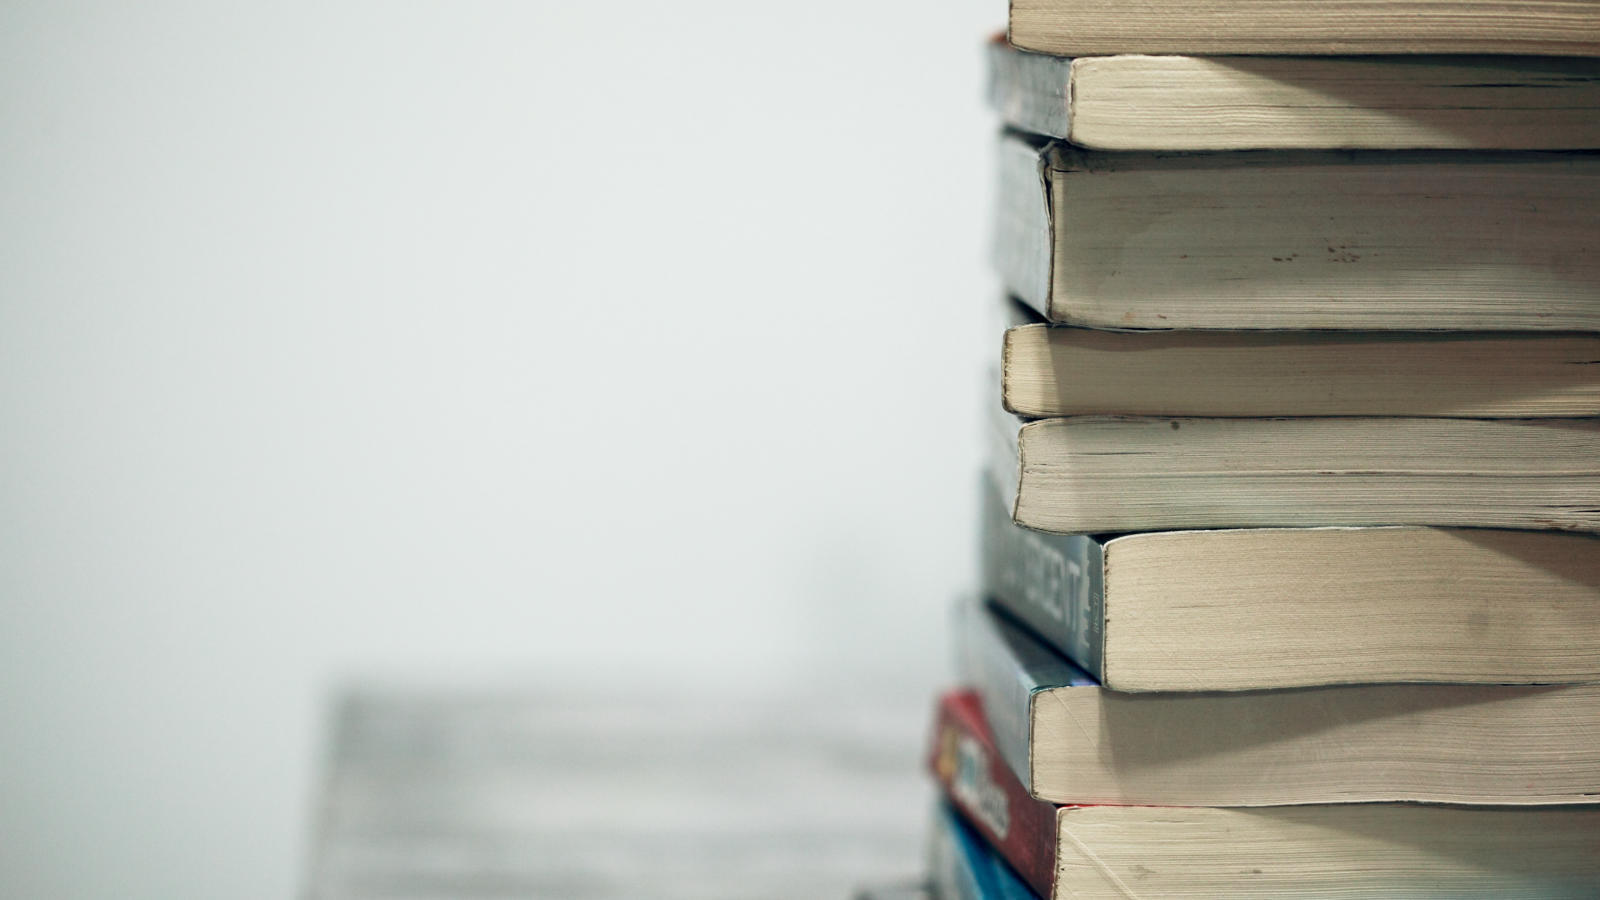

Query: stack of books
[923,1,1600,897]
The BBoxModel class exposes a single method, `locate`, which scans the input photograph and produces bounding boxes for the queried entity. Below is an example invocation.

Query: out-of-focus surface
[0,1,992,898]
[308,688,929,900]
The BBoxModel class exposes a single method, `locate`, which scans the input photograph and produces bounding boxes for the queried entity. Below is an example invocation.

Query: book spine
[955,599,1098,795]
[930,692,1060,899]
[984,391,1022,517]
[991,133,1055,319]
[986,38,1073,141]
[926,810,984,900]
[927,802,1042,900]
[956,599,1037,794]
[979,477,1105,680]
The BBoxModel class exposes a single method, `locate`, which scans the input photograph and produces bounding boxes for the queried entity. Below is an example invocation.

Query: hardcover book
[978,476,1600,691]
[989,39,1600,151]
[956,597,1600,807]
[993,132,1600,330]
[930,689,1600,899]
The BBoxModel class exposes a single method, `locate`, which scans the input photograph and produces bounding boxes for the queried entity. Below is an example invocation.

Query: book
[993,133,1600,330]
[988,412,1600,533]
[931,689,1600,899]
[989,39,1600,151]
[1008,0,1600,57]
[927,801,1040,900]
[1001,311,1600,419]
[956,597,1600,806]
[978,476,1600,691]
[929,690,1067,899]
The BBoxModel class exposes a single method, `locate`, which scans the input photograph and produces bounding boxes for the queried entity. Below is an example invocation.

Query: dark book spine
[979,477,1105,680]
[928,801,1042,900]
[930,691,1059,899]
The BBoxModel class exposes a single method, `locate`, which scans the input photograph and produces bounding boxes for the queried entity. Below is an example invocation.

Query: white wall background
[0,2,995,897]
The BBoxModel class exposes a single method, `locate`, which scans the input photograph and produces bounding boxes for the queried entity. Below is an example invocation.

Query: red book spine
[928,689,1060,899]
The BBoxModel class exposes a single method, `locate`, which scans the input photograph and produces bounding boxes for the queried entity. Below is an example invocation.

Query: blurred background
[0,1,994,897]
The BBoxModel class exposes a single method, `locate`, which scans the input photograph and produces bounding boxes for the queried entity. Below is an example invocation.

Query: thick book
[1008,0,1600,57]
[978,475,1600,691]
[927,800,1040,900]
[988,411,1600,533]
[1001,312,1600,419]
[930,689,1600,899]
[956,597,1600,807]
[989,39,1600,151]
[993,133,1600,330]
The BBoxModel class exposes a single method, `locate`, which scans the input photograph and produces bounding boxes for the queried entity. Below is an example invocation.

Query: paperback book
[931,688,1600,899]
[989,38,1600,151]
[993,133,1600,330]
[977,476,1600,691]
[957,597,1600,807]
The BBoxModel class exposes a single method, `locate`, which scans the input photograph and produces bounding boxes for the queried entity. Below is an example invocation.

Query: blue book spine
[928,802,1042,900]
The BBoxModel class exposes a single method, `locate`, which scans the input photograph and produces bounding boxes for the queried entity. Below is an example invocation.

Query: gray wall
[0,2,993,897]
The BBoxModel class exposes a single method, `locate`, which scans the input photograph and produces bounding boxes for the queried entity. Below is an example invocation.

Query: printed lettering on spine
[979,476,1104,678]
